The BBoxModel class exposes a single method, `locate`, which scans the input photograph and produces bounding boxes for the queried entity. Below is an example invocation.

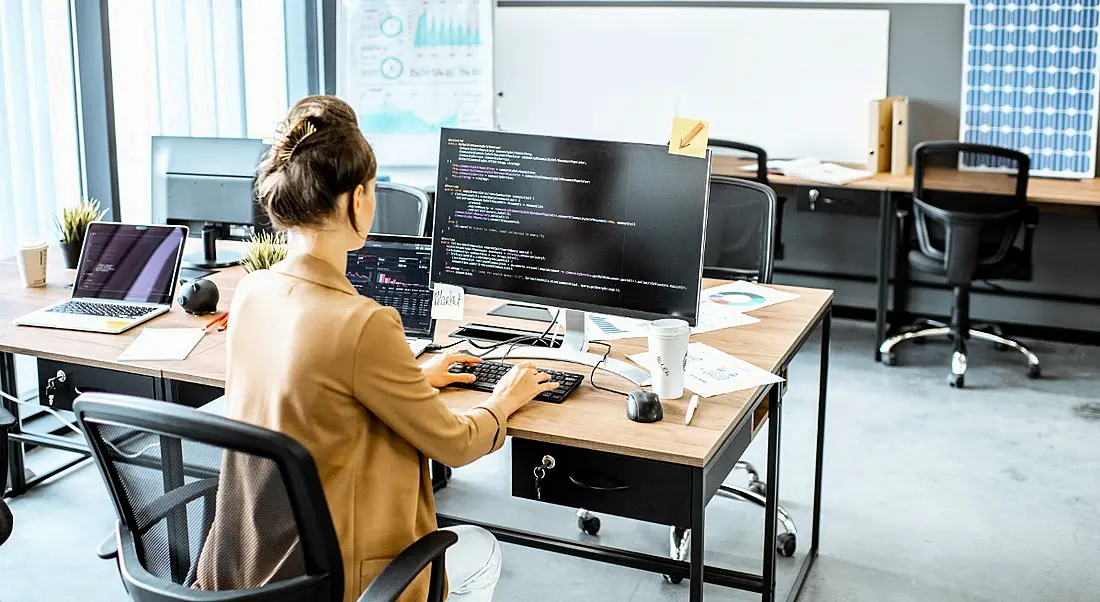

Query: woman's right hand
[491,361,559,416]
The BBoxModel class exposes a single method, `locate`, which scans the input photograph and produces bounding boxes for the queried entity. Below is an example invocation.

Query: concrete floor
[2,319,1099,602]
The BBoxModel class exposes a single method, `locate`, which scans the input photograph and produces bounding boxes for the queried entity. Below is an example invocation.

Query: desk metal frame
[438,308,831,602]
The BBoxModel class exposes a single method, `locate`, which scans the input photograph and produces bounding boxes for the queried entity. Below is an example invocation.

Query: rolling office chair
[371,182,431,237]
[1,406,15,546]
[75,393,455,602]
[880,141,1041,388]
[708,139,786,259]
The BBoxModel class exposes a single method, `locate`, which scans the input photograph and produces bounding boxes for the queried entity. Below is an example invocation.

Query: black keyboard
[46,300,154,320]
[448,361,584,404]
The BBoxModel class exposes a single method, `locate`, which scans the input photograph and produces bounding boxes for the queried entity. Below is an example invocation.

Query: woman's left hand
[422,353,482,389]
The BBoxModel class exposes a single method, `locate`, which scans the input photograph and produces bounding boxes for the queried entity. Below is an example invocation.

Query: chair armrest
[357,530,459,602]
[97,530,118,560]
[0,407,14,430]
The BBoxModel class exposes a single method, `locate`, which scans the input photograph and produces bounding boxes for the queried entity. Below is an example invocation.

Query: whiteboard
[338,0,495,166]
[494,7,890,163]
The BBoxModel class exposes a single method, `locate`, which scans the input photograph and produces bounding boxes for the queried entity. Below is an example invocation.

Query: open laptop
[15,222,188,334]
[347,235,437,356]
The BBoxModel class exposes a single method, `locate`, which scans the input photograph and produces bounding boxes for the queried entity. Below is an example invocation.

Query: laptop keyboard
[46,301,154,320]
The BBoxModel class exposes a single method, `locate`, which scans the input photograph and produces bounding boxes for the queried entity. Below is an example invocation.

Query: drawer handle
[568,475,629,492]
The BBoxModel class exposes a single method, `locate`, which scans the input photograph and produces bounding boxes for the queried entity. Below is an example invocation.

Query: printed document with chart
[339,0,495,165]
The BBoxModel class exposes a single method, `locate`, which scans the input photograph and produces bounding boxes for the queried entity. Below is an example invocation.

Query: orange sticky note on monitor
[669,117,710,158]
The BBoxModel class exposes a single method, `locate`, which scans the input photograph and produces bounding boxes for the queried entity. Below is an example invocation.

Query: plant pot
[60,240,82,269]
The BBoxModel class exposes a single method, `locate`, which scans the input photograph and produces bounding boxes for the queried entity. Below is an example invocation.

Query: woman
[195,96,558,601]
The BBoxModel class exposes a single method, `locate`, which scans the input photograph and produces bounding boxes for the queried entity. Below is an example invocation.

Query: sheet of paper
[584,304,760,341]
[701,281,800,314]
[118,328,206,362]
[431,283,465,320]
[784,162,874,185]
[629,342,784,398]
[668,117,710,158]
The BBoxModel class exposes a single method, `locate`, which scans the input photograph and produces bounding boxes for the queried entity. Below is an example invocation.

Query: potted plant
[56,198,106,269]
[240,230,289,273]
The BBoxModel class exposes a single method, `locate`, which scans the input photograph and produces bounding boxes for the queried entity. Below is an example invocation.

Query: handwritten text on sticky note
[669,117,710,158]
[431,283,465,320]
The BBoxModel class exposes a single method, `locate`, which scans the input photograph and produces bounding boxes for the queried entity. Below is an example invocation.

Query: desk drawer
[795,186,881,217]
[38,360,157,412]
[512,439,693,527]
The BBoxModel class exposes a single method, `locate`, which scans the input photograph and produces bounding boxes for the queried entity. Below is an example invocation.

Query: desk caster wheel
[949,374,964,388]
[577,510,600,535]
[882,352,897,367]
[777,533,796,557]
[1027,364,1041,379]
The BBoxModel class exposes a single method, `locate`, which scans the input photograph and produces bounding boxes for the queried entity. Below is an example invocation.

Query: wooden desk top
[710,154,1100,208]
[1,247,832,468]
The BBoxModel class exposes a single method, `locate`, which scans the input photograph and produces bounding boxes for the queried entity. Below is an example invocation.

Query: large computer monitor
[151,136,269,268]
[431,128,711,383]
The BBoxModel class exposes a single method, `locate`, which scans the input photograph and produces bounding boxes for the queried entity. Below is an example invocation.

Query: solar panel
[961,0,1100,178]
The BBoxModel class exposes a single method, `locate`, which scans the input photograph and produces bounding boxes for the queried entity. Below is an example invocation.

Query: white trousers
[442,525,501,601]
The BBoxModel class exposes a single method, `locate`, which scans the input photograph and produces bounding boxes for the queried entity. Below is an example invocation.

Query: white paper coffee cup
[17,239,48,288]
[648,318,691,399]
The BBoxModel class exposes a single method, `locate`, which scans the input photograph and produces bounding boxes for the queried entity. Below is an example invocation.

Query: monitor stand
[184,224,241,269]
[481,309,652,387]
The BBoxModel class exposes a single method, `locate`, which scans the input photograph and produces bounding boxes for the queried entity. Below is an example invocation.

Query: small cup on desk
[648,318,691,400]
[17,239,48,288]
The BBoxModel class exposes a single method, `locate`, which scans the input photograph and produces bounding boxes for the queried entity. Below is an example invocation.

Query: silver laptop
[15,222,188,334]
[347,235,437,356]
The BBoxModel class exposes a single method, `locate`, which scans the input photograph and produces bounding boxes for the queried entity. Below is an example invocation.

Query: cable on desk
[0,390,159,459]
[587,341,631,397]
[502,310,562,360]
[425,311,562,357]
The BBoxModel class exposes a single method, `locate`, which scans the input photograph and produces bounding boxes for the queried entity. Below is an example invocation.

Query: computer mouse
[626,391,663,423]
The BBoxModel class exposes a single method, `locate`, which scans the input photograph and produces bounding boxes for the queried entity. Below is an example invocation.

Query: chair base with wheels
[880,285,1041,388]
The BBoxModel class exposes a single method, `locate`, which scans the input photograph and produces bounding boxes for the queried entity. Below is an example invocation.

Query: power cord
[0,390,160,460]
[587,341,631,397]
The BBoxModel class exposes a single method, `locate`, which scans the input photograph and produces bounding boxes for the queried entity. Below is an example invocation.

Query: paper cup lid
[20,239,48,250]
[649,318,690,337]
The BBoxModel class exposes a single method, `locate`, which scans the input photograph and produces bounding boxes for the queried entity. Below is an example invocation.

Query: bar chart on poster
[339,0,495,165]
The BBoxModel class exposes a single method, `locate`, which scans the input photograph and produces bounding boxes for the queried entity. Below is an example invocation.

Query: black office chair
[74,393,455,602]
[703,176,777,282]
[880,141,1041,388]
[1,406,15,546]
[372,182,431,237]
[708,139,786,259]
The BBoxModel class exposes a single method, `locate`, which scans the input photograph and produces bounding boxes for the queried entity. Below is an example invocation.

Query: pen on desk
[684,394,700,426]
[204,312,229,333]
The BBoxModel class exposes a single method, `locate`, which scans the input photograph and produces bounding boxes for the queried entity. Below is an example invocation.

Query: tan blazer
[195,253,506,602]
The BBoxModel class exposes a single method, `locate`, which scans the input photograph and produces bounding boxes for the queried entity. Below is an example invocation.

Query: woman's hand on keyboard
[422,353,481,388]
[491,362,560,416]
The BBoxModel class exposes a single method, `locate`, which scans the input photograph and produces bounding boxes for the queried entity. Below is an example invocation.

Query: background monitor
[151,136,268,268]
[430,128,710,325]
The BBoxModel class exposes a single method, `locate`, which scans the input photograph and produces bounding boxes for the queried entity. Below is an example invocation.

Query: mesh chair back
[912,142,1030,283]
[75,393,341,602]
[703,176,777,283]
[372,182,431,236]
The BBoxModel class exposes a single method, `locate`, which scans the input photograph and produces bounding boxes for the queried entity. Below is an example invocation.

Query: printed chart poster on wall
[339,0,494,166]
[961,0,1100,178]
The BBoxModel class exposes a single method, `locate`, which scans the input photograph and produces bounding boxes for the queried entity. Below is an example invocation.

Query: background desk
[1,251,832,602]
[711,155,1100,356]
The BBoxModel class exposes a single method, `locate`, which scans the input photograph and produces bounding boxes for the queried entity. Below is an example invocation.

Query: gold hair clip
[275,119,317,165]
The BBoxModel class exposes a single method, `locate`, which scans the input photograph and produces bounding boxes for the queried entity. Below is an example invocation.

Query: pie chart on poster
[709,291,767,307]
